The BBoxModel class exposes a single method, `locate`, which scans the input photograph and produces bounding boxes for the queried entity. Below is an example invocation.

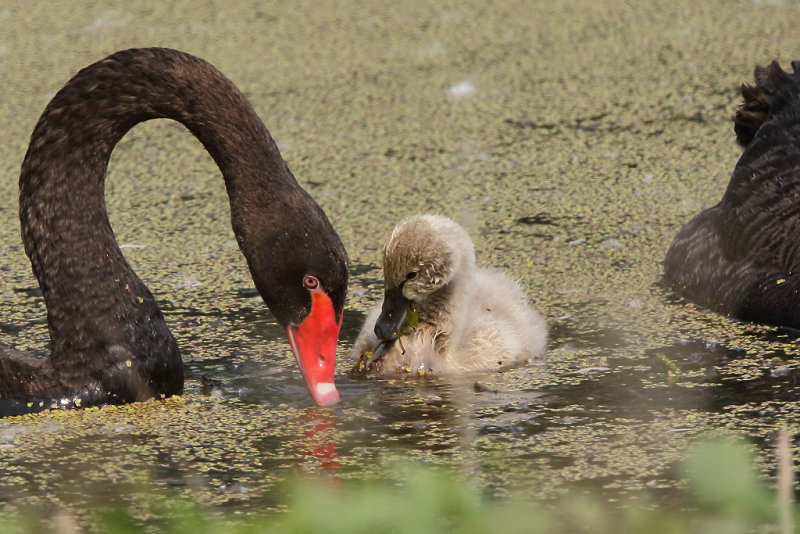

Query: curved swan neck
[18,48,297,374]
[21,48,295,217]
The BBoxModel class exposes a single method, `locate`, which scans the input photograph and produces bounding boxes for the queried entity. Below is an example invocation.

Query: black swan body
[1,47,348,414]
[664,60,800,327]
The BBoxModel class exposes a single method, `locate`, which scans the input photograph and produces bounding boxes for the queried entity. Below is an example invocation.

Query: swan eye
[303,275,320,290]
[406,271,418,280]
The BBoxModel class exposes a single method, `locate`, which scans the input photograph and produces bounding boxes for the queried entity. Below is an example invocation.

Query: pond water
[0,264,796,518]
[2,0,800,524]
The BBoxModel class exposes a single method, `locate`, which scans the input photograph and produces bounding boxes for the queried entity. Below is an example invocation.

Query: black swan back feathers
[664,60,800,327]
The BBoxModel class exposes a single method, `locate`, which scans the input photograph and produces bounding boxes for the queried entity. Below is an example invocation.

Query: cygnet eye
[303,275,320,290]
[406,270,418,280]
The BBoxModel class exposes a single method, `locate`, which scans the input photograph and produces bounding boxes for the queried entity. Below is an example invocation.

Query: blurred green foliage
[0,436,793,534]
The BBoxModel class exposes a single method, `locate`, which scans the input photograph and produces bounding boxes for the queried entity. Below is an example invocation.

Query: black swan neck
[17,48,310,399]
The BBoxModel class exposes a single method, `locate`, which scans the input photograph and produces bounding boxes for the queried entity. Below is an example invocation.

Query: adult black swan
[664,60,800,328]
[1,47,348,414]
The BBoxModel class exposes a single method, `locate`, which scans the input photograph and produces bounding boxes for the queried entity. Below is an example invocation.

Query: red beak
[286,289,341,406]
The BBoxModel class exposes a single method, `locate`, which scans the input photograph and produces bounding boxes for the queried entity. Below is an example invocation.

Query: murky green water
[1,0,800,521]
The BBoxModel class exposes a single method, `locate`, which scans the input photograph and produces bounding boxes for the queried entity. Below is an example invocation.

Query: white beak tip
[314,382,340,406]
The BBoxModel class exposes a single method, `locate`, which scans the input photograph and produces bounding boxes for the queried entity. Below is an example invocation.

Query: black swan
[1,47,348,414]
[664,60,800,327]
[351,214,546,376]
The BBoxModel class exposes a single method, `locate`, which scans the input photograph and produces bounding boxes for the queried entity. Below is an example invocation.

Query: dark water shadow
[548,315,628,351]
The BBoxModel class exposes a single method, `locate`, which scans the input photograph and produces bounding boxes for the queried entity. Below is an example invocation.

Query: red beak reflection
[287,289,341,406]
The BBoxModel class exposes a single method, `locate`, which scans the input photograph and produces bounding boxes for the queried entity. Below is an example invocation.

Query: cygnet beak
[374,284,410,341]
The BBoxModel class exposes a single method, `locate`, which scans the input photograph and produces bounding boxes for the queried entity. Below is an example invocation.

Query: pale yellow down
[352,214,547,375]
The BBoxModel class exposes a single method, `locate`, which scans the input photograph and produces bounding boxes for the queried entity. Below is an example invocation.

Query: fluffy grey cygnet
[352,214,547,376]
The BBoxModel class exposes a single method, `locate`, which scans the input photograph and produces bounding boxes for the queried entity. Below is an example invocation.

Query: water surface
[1,0,800,521]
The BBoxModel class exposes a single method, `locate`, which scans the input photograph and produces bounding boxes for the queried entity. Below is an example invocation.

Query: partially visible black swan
[664,60,800,327]
[1,47,348,414]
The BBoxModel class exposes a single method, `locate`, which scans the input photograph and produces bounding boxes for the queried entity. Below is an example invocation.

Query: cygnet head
[384,214,476,298]
[374,214,476,340]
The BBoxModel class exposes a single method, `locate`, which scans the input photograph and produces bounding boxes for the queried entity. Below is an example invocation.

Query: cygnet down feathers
[352,214,547,376]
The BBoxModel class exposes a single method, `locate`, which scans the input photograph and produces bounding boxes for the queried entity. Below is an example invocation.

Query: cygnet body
[352,215,547,376]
